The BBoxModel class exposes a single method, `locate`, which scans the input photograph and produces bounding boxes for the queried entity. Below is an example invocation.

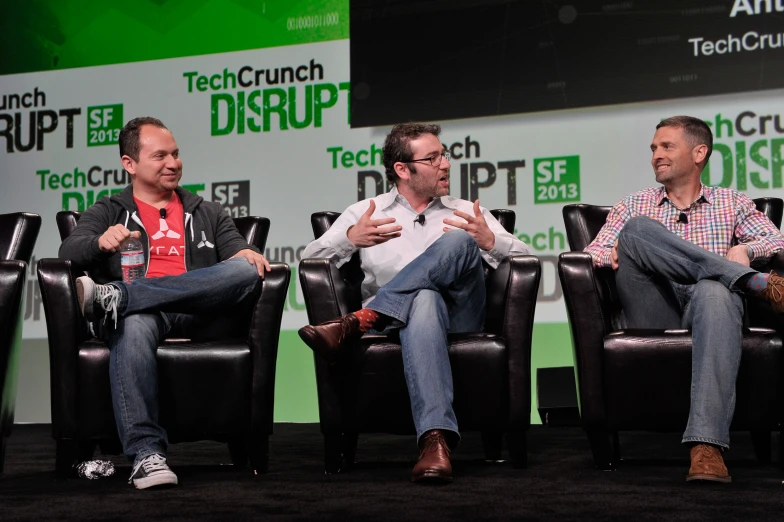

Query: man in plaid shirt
[585,116,784,483]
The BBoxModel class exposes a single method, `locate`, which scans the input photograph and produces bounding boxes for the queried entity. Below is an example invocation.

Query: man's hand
[231,248,271,277]
[726,244,750,267]
[443,200,495,251]
[347,200,402,248]
[98,225,140,253]
[611,242,619,270]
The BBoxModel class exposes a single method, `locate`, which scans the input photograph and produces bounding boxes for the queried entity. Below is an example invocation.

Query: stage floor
[2,424,784,520]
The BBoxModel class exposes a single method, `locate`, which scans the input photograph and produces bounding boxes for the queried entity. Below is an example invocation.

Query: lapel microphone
[677,212,688,224]
[160,208,167,219]
[414,214,425,226]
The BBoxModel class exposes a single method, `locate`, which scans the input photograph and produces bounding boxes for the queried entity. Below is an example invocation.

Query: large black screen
[349,0,784,127]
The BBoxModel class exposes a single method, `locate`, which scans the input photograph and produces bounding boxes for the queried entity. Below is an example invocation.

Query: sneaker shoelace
[136,454,168,476]
[95,285,120,327]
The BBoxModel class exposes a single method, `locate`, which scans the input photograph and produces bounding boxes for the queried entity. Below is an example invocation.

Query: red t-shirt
[134,193,186,278]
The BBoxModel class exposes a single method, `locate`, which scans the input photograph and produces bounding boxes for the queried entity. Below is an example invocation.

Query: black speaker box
[537,366,581,427]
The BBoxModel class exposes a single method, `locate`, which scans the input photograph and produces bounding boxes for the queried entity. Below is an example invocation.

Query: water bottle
[120,235,145,284]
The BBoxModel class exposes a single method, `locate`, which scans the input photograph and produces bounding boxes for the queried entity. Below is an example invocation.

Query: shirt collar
[378,186,459,211]
[656,183,713,207]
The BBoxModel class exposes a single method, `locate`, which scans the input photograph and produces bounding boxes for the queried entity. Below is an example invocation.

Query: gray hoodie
[59,185,258,284]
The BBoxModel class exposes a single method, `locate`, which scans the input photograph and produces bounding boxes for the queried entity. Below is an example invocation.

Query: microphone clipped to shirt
[414,214,426,226]
[677,212,688,224]
[160,208,167,219]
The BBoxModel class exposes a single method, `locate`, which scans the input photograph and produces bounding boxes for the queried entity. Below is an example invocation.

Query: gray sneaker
[75,276,120,324]
[129,453,178,489]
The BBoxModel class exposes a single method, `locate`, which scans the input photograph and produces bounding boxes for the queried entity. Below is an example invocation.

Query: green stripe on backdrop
[0,0,349,75]
[273,322,576,425]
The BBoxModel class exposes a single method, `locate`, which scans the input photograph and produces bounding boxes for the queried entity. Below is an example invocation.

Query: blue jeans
[367,231,486,444]
[616,216,755,449]
[105,258,261,465]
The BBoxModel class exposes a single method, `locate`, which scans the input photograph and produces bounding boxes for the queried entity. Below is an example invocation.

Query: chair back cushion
[753,197,783,229]
[56,211,81,242]
[562,205,611,252]
[0,212,42,264]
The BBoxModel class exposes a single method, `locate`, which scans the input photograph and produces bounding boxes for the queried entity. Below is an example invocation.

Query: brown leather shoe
[758,271,784,314]
[686,444,731,483]
[298,314,362,363]
[411,430,453,483]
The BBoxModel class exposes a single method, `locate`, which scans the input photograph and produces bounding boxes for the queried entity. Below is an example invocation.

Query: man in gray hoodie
[59,116,269,489]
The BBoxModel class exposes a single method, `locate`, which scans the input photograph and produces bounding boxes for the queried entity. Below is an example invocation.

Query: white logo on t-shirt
[151,218,181,240]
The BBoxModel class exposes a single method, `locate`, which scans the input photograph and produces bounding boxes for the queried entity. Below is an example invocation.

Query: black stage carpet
[2,424,784,521]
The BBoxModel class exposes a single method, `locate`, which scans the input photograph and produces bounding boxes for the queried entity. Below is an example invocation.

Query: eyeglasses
[407,151,451,167]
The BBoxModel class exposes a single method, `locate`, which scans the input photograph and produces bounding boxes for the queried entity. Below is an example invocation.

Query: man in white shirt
[299,123,530,483]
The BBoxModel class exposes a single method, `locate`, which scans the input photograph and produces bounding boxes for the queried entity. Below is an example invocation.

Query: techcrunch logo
[182,60,349,136]
[183,60,324,92]
[688,31,783,56]
[330,137,527,204]
[0,87,81,153]
[36,165,130,211]
[36,164,208,211]
[702,111,784,190]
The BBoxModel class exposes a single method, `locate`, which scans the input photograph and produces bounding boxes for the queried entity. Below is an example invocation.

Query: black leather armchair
[299,209,541,472]
[558,198,784,470]
[38,211,289,477]
[0,212,42,474]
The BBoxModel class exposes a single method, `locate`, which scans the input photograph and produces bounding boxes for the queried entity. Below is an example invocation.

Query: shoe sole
[686,473,731,483]
[411,472,453,483]
[133,473,179,489]
[75,277,95,321]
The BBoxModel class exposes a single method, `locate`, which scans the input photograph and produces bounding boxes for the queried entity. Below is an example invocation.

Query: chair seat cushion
[603,328,782,430]
[346,332,508,434]
[77,339,252,441]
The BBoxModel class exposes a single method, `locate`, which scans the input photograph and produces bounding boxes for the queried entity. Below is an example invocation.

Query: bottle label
[122,251,144,267]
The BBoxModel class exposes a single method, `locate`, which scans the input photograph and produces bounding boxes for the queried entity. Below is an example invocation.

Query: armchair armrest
[485,255,541,429]
[299,258,362,325]
[248,263,290,434]
[0,260,27,435]
[558,252,615,429]
[37,258,90,438]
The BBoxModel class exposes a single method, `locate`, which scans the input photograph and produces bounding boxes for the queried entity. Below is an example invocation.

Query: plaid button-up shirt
[585,184,784,267]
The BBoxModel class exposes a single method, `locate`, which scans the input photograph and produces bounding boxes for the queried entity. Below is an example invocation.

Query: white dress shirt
[303,187,531,305]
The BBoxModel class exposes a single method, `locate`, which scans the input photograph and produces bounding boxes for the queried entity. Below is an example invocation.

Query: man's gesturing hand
[98,225,140,253]
[231,248,271,277]
[443,199,495,251]
[347,200,402,247]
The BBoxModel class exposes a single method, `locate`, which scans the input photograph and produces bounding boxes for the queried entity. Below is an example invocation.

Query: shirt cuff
[333,231,359,259]
[487,234,512,262]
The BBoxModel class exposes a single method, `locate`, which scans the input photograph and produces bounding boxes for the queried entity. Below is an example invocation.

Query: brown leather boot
[686,444,731,483]
[411,430,453,483]
[298,314,363,363]
[757,271,784,314]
